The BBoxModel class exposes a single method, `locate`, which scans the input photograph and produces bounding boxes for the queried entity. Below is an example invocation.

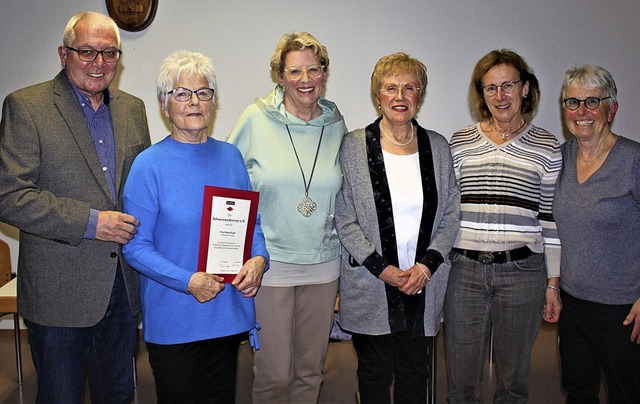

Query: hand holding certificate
[231,255,267,297]
[197,185,260,283]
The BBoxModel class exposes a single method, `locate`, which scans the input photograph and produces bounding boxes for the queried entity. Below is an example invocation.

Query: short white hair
[156,50,217,106]
[63,11,120,48]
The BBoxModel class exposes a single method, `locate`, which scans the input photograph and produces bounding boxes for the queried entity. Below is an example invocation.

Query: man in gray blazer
[0,11,150,403]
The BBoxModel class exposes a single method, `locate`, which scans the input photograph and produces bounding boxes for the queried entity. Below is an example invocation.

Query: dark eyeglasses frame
[65,46,122,63]
[563,96,611,111]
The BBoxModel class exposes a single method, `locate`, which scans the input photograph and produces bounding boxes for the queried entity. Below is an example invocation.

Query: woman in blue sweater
[122,50,268,404]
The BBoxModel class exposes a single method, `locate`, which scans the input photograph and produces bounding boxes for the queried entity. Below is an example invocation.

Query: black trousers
[559,291,640,404]
[146,332,247,404]
[351,331,431,404]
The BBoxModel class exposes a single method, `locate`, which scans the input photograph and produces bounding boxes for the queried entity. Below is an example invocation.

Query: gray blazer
[335,123,460,336]
[0,71,151,327]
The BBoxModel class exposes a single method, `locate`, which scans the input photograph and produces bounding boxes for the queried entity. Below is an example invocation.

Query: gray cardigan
[335,122,460,336]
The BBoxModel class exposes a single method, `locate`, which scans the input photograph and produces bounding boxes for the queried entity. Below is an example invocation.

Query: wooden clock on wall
[106,0,158,32]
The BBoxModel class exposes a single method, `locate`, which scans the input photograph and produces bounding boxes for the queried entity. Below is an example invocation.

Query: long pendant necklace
[380,122,414,146]
[286,124,325,217]
[490,119,527,141]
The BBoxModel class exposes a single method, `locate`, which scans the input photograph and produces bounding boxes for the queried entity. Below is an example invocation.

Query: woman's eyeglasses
[482,80,521,97]
[283,65,325,80]
[563,96,611,110]
[379,84,421,96]
[167,87,215,102]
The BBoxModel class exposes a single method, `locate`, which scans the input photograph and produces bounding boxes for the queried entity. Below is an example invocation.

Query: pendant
[297,196,317,217]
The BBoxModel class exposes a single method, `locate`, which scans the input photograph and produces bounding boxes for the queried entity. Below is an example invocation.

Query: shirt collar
[66,72,112,107]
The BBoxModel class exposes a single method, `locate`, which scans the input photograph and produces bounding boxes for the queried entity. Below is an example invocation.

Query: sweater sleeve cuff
[362,251,390,278]
[418,249,444,275]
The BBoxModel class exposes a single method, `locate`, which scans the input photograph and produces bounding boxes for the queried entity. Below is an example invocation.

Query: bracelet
[547,285,560,292]
[416,262,430,281]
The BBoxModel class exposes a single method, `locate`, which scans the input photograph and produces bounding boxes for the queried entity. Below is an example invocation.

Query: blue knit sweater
[123,136,268,344]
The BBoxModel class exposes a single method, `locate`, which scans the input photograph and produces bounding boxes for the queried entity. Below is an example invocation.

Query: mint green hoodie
[228,86,347,265]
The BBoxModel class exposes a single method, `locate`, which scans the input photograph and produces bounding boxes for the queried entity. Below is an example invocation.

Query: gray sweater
[553,137,640,305]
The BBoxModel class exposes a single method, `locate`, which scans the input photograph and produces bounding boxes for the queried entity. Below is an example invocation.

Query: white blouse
[382,150,423,270]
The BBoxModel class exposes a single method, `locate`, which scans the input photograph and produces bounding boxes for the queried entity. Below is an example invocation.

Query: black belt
[453,246,533,264]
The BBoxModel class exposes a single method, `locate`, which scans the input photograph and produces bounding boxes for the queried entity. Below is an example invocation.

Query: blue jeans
[444,250,546,404]
[26,269,137,404]
[559,291,640,404]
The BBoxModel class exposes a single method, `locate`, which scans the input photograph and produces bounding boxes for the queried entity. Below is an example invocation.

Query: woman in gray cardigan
[334,52,460,404]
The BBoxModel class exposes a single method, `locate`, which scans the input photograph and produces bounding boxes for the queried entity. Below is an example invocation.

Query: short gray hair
[156,50,217,106]
[562,65,618,105]
[63,11,120,48]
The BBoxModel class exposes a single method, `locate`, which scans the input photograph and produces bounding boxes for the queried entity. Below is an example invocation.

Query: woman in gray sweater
[554,65,640,403]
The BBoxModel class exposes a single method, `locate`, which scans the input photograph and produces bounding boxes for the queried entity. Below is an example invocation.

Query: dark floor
[0,321,607,403]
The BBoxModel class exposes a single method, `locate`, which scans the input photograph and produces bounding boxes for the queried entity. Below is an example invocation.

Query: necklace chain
[490,119,527,141]
[286,124,324,217]
[380,122,414,147]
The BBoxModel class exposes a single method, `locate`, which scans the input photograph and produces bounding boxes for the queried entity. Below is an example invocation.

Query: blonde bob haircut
[270,32,330,74]
[371,52,428,107]
[156,50,217,108]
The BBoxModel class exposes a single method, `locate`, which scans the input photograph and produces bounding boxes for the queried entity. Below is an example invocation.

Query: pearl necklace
[490,119,527,141]
[380,122,414,147]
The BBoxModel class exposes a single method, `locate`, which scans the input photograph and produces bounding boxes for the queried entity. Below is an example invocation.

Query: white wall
[1,0,639,325]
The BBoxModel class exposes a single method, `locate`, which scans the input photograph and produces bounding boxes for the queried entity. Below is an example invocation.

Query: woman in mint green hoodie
[228,32,346,404]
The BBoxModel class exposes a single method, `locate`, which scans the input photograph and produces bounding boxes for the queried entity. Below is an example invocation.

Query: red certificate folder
[197,185,259,283]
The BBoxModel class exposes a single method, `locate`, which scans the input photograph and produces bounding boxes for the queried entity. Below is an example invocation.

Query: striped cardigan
[449,122,562,277]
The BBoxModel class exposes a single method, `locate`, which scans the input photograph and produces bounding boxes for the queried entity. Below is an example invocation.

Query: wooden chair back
[0,239,11,287]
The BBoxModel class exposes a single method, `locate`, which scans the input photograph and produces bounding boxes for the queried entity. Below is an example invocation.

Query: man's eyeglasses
[379,84,421,96]
[283,65,325,80]
[65,46,121,63]
[482,80,521,97]
[563,96,611,111]
[167,87,215,102]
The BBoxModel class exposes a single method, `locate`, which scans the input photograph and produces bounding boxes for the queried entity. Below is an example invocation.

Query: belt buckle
[477,251,495,264]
